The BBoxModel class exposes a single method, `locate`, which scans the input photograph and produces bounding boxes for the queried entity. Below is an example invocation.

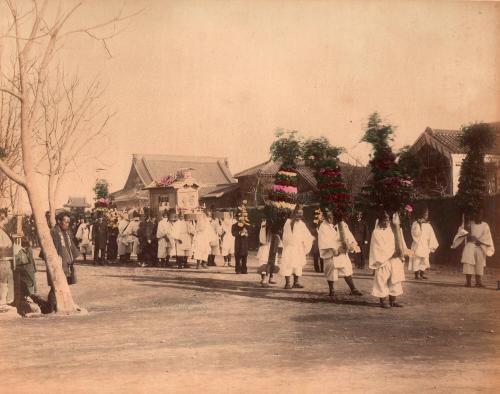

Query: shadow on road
[104,273,381,307]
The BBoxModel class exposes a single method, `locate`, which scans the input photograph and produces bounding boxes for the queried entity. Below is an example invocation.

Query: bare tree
[0,91,22,211]
[35,69,112,227]
[0,0,140,314]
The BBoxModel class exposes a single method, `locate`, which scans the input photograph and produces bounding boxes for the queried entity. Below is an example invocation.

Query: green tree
[456,123,496,216]
[93,178,109,200]
[302,136,343,171]
[358,112,414,215]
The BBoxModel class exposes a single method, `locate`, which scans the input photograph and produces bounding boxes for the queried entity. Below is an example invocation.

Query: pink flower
[405,204,413,212]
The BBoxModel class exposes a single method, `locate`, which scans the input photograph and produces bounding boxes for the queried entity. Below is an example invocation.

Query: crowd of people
[0,201,495,314]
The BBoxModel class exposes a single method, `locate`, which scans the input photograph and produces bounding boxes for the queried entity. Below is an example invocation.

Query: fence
[244,194,499,267]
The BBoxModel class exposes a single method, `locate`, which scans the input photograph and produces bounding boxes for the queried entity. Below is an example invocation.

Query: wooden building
[409,123,500,197]
[234,159,369,207]
[109,154,237,211]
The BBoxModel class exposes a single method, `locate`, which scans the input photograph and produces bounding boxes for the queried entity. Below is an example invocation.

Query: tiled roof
[63,196,91,208]
[111,154,236,196]
[199,183,240,199]
[234,159,369,194]
[412,122,500,156]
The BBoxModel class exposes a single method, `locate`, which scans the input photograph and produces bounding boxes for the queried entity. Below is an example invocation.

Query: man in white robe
[123,212,141,262]
[117,213,132,263]
[172,212,195,269]
[318,210,362,298]
[408,208,439,280]
[369,211,406,308]
[156,210,175,268]
[192,214,214,269]
[221,214,236,267]
[280,206,314,289]
[452,210,494,288]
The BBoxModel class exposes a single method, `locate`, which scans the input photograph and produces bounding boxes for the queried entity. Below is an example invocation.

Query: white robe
[220,218,236,256]
[124,218,140,256]
[209,219,223,255]
[318,221,356,281]
[117,219,132,255]
[76,223,92,254]
[193,217,215,261]
[408,221,439,272]
[452,221,494,276]
[156,218,174,258]
[369,225,405,298]
[280,219,314,277]
[172,220,194,256]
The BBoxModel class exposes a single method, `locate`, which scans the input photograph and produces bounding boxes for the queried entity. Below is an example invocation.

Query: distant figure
[117,212,131,263]
[124,211,141,262]
[156,210,174,268]
[349,211,369,269]
[193,213,213,269]
[138,211,156,267]
[280,205,314,289]
[75,219,92,262]
[220,212,235,267]
[208,212,223,266]
[231,220,249,275]
[452,210,494,288]
[92,213,108,266]
[172,212,195,269]
[408,207,438,280]
[107,218,119,264]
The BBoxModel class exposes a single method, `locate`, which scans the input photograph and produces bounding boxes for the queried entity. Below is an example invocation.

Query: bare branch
[0,158,26,187]
[0,87,23,102]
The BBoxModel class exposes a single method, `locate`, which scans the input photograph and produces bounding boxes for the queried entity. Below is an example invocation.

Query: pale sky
[4,0,500,210]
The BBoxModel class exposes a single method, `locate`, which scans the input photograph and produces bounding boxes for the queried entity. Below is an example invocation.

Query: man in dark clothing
[48,212,79,312]
[138,212,156,267]
[231,221,249,274]
[106,221,119,263]
[92,214,108,266]
[349,212,369,269]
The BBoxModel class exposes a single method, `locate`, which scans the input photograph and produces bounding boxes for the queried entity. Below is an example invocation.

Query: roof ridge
[135,153,229,162]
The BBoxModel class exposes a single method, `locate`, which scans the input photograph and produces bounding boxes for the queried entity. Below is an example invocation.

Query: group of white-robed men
[256,205,494,308]
[147,210,235,269]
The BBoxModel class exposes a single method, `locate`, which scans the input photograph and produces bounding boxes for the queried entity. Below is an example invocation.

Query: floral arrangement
[159,175,176,186]
[268,167,298,211]
[106,208,120,229]
[96,197,110,206]
[236,200,250,236]
[317,159,351,219]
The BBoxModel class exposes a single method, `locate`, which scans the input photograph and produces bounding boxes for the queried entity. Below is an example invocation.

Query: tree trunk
[27,182,76,314]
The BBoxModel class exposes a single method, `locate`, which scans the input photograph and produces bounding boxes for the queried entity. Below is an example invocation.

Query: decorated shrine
[143,168,203,218]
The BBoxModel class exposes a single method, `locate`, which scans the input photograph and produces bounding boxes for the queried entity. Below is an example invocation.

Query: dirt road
[1,254,499,393]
